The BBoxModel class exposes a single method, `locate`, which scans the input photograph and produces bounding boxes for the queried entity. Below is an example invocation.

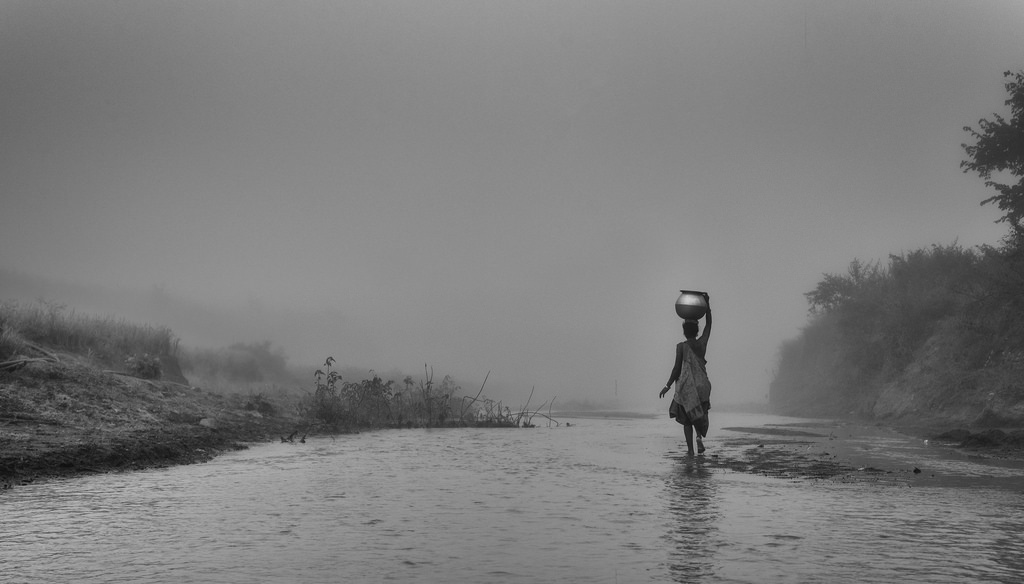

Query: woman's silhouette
[659,293,712,455]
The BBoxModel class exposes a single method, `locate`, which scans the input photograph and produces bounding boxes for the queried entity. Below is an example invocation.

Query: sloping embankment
[1,359,301,489]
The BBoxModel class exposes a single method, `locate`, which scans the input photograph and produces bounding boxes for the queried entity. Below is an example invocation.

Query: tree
[961,70,1024,236]
[804,258,883,314]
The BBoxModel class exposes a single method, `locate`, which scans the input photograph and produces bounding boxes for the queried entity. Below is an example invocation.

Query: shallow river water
[2,412,1023,583]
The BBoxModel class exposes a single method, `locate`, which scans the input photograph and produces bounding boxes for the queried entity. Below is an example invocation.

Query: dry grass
[0,300,178,363]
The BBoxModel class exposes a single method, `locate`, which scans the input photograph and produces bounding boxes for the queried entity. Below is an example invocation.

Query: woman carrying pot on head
[659,292,712,455]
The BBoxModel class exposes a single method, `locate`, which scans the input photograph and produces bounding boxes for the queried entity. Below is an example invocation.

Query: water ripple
[2,413,1023,584]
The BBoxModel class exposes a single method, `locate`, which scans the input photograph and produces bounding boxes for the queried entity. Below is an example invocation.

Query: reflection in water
[664,457,719,582]
[995,527,1024,576]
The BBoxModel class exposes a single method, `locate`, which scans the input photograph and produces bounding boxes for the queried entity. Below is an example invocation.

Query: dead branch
[459,370,490,419]
[0,357,54,372]
[103,370,161,390]
[515,386,536,425]
[22,341,60,362]
[526,411,560,426]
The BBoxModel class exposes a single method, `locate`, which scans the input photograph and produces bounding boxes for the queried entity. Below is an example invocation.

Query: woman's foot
[696,437,706,454]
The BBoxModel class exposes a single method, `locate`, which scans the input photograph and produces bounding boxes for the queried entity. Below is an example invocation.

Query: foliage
[806,245,979,369]
[773,243,991,415]
[299,358,398,428]
[124,353,162,379]
[962,70,1024,236]
[967,242,1024,361]
[244,391,276,416]
[770,70,1024,422]
[298,358,542,430]
[804,258,885,315]
[302,356,348,427]
[347,372,395,427]
[0,315,27,360]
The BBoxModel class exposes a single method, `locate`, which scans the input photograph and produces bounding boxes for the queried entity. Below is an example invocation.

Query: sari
[669,341,711,437]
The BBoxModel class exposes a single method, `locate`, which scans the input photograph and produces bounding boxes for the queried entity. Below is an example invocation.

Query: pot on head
[675,290,708,320]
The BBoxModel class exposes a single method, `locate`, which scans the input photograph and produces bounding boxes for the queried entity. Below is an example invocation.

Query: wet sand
[689,420,1024,490]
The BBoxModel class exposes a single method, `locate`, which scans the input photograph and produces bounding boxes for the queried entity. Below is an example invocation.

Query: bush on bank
[771,242,1024,423]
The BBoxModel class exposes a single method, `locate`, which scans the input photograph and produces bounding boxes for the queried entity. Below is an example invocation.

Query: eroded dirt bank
[1,360,302,489]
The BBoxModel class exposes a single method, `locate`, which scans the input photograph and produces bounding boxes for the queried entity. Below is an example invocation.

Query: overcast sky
[2,1,1022,409]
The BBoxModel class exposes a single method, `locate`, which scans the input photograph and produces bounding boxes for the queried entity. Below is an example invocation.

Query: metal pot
[675,290,708,320]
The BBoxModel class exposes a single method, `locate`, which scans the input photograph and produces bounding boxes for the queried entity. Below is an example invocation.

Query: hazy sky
[2,1,1022,408]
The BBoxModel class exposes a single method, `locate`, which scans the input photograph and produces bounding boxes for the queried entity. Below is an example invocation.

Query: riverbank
[5,355,1022,492]
[0,358,302,489]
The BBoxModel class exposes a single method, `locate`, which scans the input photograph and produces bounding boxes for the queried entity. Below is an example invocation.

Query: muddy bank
[2,426,248,487]
[931,426,1024,451]
[684,419,1024,489]
[0,413,302,489]
[0,360,303,490]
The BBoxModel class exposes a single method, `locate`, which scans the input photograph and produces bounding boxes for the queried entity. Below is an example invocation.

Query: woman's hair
[682,320,699,339]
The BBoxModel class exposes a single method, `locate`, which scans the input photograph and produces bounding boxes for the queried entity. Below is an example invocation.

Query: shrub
[298,358,521,430]
[301,356,349,427]
[124,353,162,379]
[773,241,1024,418]
[244,392,276,416]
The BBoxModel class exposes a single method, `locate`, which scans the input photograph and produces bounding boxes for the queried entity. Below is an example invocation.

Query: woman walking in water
[659,293,712,455]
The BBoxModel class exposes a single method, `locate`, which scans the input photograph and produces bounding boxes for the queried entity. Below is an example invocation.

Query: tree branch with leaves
[961,70,1024,237]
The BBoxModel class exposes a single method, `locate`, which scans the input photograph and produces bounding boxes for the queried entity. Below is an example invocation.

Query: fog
[2,1,1020,410]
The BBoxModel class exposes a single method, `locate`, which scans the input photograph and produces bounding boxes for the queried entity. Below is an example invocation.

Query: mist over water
[3,2,1021,410]
[4,5,1024,582]
[4,413,1023,583]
